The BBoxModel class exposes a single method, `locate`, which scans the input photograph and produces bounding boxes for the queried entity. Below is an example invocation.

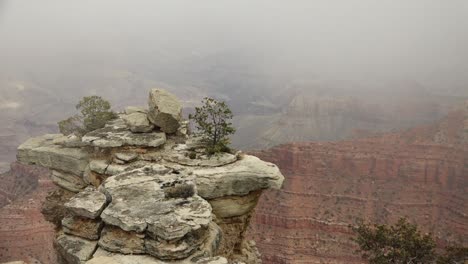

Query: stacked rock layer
[16,89,284,264]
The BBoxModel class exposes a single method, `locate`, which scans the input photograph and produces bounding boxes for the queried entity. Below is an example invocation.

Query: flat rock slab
[192,155,284,199]
[82,118,166,148]
[147,88,182,134]
[65,187,108,219]
[55,234,98,264]
[17,134,89,176]
[62,215,104,240]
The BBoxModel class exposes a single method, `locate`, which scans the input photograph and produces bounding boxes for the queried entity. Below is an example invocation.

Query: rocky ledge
[15,89,284,264]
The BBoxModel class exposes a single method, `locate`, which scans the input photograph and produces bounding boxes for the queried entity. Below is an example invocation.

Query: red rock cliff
[249,109,468,264]
[0,163,57,264]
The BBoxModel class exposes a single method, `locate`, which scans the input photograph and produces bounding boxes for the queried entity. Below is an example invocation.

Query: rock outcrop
[249,109,468,264]
[15,89,284,264]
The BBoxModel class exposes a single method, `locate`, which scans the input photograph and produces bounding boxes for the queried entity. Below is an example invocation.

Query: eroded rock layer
[249,109,468,264]
[0,164,57,263]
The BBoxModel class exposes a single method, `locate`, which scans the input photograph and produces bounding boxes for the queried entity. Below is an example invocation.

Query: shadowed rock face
[12,89,284,264]
[249,109,468,264]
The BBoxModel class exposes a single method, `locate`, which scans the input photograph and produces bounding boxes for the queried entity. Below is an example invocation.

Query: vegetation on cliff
[189,97,236,155]
[353,218,468,264]
[58,96,117,136]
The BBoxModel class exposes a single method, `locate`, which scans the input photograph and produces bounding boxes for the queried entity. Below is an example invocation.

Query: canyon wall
[0,163,57,263]
[249,108,468,263]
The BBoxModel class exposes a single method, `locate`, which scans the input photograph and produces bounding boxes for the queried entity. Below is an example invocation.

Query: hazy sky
[1,0,468,92]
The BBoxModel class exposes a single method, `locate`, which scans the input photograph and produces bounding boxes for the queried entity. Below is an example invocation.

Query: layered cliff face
[249,106,468,264]
[11,89,284,264]
[0,163,57,263]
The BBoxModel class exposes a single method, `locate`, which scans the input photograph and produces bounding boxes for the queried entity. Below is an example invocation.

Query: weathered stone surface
[193,155,284,199]
[51,170,87,193]
[62,215,104,240]
[208,191,262,218]
[99,167,212,237]
[164,145,238,167]
[2,261,28,264]
[55,234,97,264]
[65,187,107,219]
[122,111,154,133]
[52,134,88,148]
[17,134,89,176]
[114,152,138,163]
[82,118,166,148]
[147,89,182,133]
[89,160,109,174]
[98,225,145,254]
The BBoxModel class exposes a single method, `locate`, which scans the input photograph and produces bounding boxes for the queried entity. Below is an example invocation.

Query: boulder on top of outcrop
[55,234,98,264]
[147,89,182,134]
[82,118,166,148]
[122,109,154,133]
[17,134,89,176]
[192,155,284,199]
[65,187,107,219]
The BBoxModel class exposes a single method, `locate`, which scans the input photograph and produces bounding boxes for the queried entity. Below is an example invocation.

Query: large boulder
[147,89,182,134]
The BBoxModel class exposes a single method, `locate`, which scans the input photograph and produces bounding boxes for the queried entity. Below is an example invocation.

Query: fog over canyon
[0,1,467,263]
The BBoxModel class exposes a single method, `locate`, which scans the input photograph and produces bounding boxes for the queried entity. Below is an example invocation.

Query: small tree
[352,218,436,264]
[58,96,116,135]
[189,97,236,154]
[352,218,468,264]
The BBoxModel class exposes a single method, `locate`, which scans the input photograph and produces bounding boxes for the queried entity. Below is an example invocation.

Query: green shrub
[189,97,236,155]
[58,96,116,135]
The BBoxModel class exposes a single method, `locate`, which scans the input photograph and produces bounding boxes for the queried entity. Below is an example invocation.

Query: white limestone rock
[147,89,182,134]
[82,118,166,148]
[122,111,154,133]
[192,155,284,199]
[65,187,108,219]
[17,134,89,176]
